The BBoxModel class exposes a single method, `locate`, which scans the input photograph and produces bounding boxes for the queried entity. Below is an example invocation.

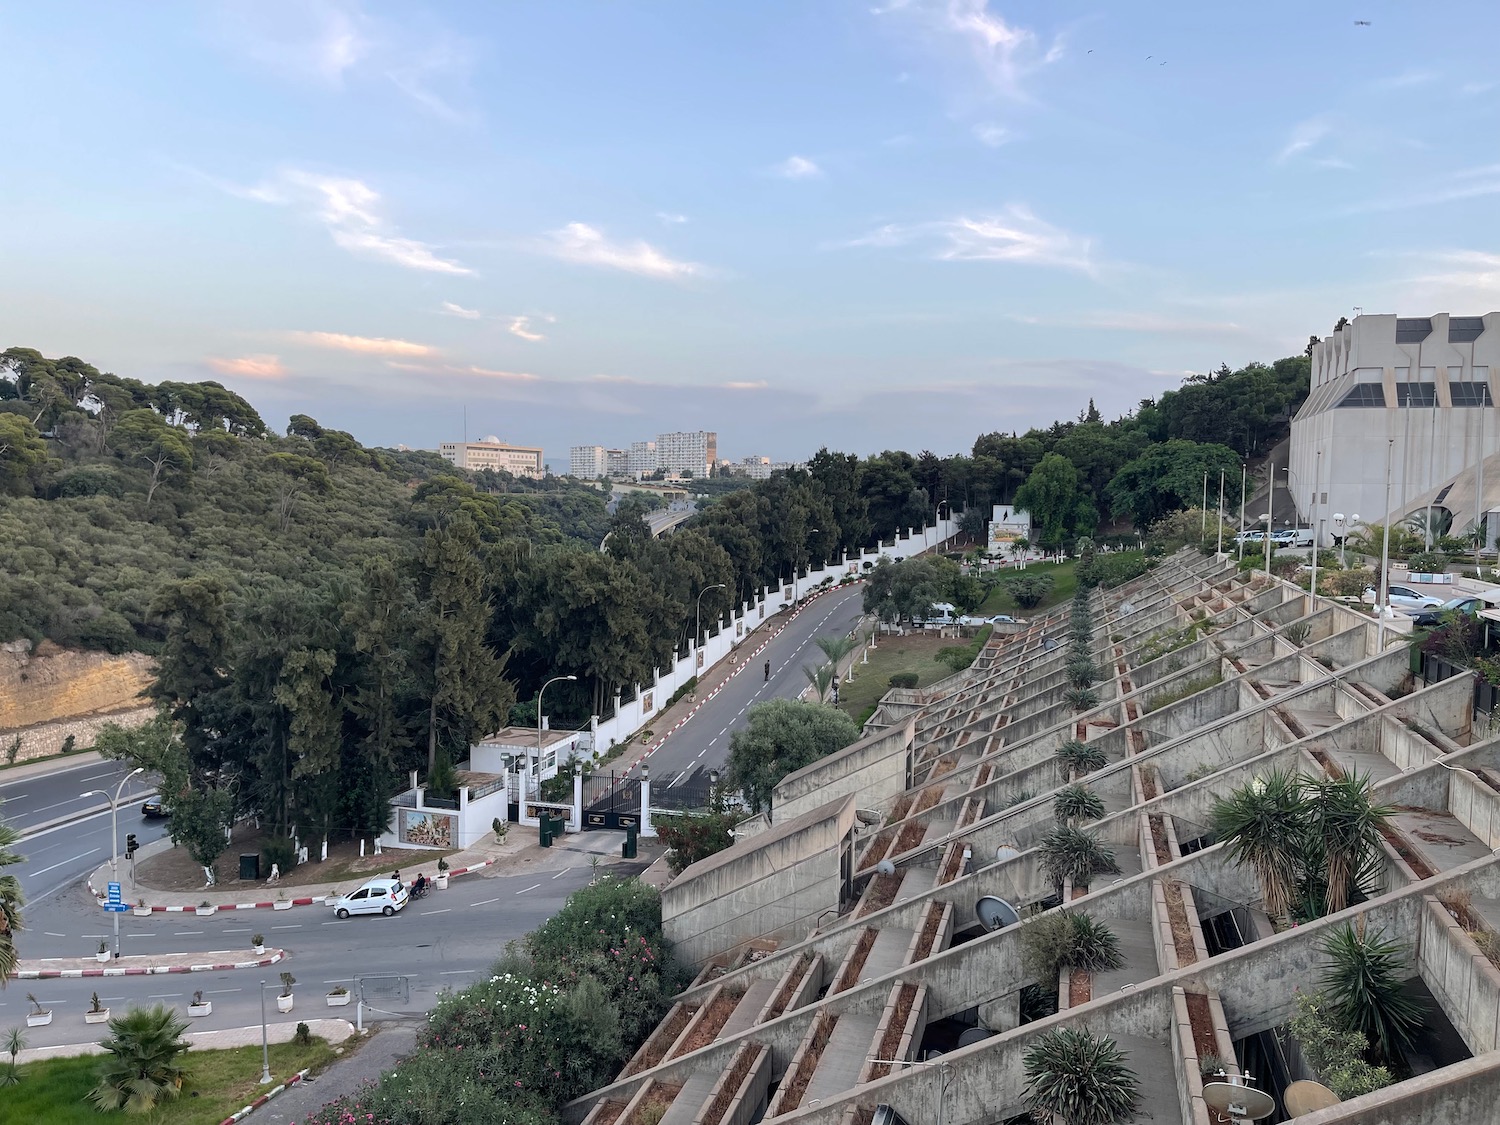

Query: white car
[1364,584,1446,612]
[333,878,410,918]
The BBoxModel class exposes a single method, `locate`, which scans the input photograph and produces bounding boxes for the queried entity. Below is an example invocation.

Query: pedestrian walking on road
[764,660,771,682]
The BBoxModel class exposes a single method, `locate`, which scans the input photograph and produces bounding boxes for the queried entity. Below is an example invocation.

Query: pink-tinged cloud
[208,354,288,379]
[289,331,436,356]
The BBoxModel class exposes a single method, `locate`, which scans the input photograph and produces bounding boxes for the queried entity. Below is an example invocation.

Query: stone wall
[0,641,155,764]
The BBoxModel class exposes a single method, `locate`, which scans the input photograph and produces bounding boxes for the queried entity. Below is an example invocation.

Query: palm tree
[88,1004,192,1114]
[0,812,23,985]
[0,1027,23,1088]
[1023,1026,1141,1125]
[1055,740,1107,779]
[814,634,858,667]
[801,662,834,702]
[1320,922,1426,1066]
[1306,772,1393,915]
[1210,769,1305,919]
[1054,783,1106,825]
[1039,826,1121,890]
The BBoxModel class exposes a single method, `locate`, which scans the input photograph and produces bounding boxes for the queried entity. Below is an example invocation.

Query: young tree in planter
[1065,686,1100,712]
[1305,773,1393,915]
[1320,922,1426,1067]
[1210,768,1305,920]
[1022,910,1124,983]
[1039,825,1121,891]
[1053,783,1106,825]
[1023,1026,1141,1125]
[89,1004,192,1114]
[1055,740,1107,780]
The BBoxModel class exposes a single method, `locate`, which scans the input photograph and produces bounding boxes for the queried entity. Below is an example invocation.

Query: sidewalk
[15,1016,356,1066]
[12,947,286,980]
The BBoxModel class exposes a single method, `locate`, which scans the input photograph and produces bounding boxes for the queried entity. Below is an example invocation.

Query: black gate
[582,771,642,830]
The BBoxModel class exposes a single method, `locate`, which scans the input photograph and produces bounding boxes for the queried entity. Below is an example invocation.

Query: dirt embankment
[0,641,155,764]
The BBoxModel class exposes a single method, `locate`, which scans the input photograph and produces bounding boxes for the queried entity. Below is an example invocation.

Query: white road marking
[44,932,67,938]
[469,897,500,907]
[419,908,451,916]
[24,849,101,878]
[147,993,182,999]
[272,924,300,930]
[320,920,350,926]
[516,883,542,894]
[206,988,241,995]
[550,867,574,880]
[173,931,204,936]
[222,928,251,934]
[440,970,474,976]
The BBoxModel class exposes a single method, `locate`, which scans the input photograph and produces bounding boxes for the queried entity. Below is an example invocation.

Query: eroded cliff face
[0,641,155,764]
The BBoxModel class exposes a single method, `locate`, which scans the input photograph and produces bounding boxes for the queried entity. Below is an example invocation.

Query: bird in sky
[1354,20,1371,26]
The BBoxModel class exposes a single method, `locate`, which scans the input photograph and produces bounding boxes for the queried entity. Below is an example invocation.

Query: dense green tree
[806,448,871,553]
[1106,439,1242,529]
[1014,453,1081,549]
[727,699,859,812]
[109,409,194,505]
[0,414,48,492]
[862,556,958,624]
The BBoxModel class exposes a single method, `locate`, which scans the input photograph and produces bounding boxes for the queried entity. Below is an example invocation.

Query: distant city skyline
[3,3,1499,458]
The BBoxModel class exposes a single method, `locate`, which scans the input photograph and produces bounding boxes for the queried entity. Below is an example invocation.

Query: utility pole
[1378,439,1395,649]
[82,767,143,959]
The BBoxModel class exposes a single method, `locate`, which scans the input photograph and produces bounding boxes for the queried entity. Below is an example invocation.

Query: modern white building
[738,456,802,480]
[627,440,658,477]
[439,436,545,478]
[570,445,609,479]
[1289,312,1499,543]
[655,431,717,477]
[605,448,629,477]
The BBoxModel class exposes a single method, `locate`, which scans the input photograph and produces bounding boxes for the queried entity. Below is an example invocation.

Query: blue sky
[2,1,1498,464]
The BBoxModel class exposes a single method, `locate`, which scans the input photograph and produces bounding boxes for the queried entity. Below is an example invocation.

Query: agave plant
[1055,740,1108,779]
[1210,768,1306,919]
[89,1004,192,1113]
[1039,825,1121,889]
[1023,1026,1141,1125]
[1066,656,1099,689]
[1054,783,1106,825]
[1068,912,1125,972]
[1320,922,1426,1065]
[1305,772,1394,915]
[1065,686,1100,712]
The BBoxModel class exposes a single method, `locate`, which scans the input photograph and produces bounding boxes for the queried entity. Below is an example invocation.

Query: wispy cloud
[219,168,473,275]
[972,123,1013,147]
[878,0,1061,100]
[724,380,769,390]
[845,204,1095,274]
[508,316,548,342]
[1345,164,1500,213]
[208,354,288,379]
[1275,116,1332,164]
[289,331,435,356]
[543,222,705,281]
[774,155,823,180]
[1006,312,1249,336]
[440,301,481,319]
[656,212,689,225]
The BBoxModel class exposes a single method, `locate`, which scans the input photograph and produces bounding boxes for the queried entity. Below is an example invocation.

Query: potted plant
[25,993,52,1028]
[274,890,292,911]
[188,990,212,1017]
[252,933,266,956]
[277,972,296,1013]
[435,857,449,890]
[492,817,509,844]
[96,940,110,963]
[326,985,350,1007]
[195,900,216,918]
[85,991,110,1025]
[132,900,152,917]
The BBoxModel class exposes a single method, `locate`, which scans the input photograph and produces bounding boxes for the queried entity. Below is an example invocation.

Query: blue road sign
[104,903,128,913]
[107,881,122,905]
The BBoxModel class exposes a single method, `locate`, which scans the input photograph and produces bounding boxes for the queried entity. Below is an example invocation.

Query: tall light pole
[1201,471,1209,541]
[1238,464,1248,563]
[695,583,726,649]
[82,766,144,959]
[1216,470,1226,556]
[1261,513,1273,580]
[258,979,272,1084]
[1378,439,1395,649]
[1309,449,1323,602]
[535,675,577,783]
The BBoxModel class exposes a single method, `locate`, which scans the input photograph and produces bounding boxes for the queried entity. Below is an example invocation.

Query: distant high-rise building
[627,440,658,476]
[439,436,544,478]
[606,448,629,477]
[570,445,609,478]
[656,431,717,477]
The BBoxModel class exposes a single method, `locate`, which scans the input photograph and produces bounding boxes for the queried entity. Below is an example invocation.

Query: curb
[12,951,285,980]
[219,1067,311,1125]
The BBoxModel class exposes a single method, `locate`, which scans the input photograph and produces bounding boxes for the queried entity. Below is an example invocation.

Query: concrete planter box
[435,873,449,890]
[133,906,152,917]
[274,899,293,910]
[277,994,294,1013]
[96,951,110,963]
[27,1010,52,1028]
[85,1008,111,1025]
[327,991,351,1007]
[253,945,266,956]
[188,1001,212,1017]
[195,905,216,918]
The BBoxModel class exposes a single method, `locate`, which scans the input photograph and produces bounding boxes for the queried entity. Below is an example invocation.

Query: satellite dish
[871,1107,911,1125]
[1203,1081,1277,1122]
[1120,602,1135,614]
[1043,638,1058,651]
[922,1049,946,1061]
[1284,1080,1339,1117]
[876,859,896,876]
[995,844,1021,863]
[956,1027,991,1047]
[974,895,1021,931]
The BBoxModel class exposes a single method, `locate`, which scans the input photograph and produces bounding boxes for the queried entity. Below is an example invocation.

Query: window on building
[1335,382,1386,408]
[1396,318,1433,343]
[1449,316,1486,343]
[1395,382,1437,408]
[1450,382,1494,407]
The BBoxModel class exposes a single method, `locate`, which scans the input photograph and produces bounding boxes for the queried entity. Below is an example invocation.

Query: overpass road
[649,584,868,791]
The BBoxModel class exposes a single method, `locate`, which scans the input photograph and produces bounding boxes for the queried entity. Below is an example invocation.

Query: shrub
[1005,573,1055,608]
[1331,567,1374,597]
[889,672,919,689]
[1053,783,1105,824]
[1055,740,1107,777]
[1319,922,1426,1065]
[1065,686,1100,712]
[1039,825,1121,888]
[88,1005,191,1114]
[1288,990,1394,1100]
[1022,910,1124,982]
[1406,550,1449,574]
[1066,657,1099,689]
[1023,1027,1141,1125]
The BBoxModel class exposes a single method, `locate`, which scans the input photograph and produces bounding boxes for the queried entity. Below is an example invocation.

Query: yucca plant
[1210,768,1306,919]
[1023,1026,1141,1125]
[1305,772,1394,915]
[1066,657,1099,689]
[1320,922,1426,1066]
[1021,909,1125,982]
[1065,686,1100,712]
[1068,912,1124,973]
[1039,825,1121,889]
[89,1004,192,1113]
[1055,740,1107,778]
[1054,783,1106,825]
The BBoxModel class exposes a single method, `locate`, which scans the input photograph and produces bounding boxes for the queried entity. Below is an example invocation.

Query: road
[652,584,868,790]
[1,755,156,836]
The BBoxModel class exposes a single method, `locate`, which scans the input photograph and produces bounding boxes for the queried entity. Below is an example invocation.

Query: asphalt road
[1,756,156,836]
[651,584,868,789]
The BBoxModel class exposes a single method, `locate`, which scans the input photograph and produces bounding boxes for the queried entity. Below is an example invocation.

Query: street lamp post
[1238,464,1248,563]
[258,979,272,1084]
[1260,513,1273,580]
[695,583,726,649]
[1378,439,1395,649]
[1308,450,1323,603]
[535,674,578,784]
[82,766,144,959]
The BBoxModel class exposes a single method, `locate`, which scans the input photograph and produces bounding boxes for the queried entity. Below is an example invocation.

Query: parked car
[332,878,410,918]
[1235,530,1266,545]
[987,614,1017,624]
[141,801,170,819]
[1364,584,1446,612]
[1270,528,1315,547]
[1410,591,1500,627]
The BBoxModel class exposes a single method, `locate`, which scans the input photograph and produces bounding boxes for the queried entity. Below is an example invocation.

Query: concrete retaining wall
[772,719,914,825]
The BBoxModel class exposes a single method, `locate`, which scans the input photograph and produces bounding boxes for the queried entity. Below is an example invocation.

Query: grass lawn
[977,559,1078,616]
[838,633,962,726]
[10,1037,337,1124]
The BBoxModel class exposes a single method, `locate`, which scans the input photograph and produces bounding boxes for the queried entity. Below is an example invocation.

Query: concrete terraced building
[570,552,1500,1125]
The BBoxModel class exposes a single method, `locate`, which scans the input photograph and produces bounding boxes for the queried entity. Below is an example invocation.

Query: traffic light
[126,834,138,858]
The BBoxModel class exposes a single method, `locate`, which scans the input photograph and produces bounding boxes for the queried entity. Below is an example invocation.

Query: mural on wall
[641,690,654,714]
[399,808,454,848]
[697,649,706,669]
[736,620,745,638]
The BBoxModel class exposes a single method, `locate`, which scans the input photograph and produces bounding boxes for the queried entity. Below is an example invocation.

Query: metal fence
[651,777,715,814]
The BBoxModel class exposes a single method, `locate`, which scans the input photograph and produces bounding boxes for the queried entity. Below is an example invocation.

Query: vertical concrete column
[640,765,655,837]
[572,770,583,834]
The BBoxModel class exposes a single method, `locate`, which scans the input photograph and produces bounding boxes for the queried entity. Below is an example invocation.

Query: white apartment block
[1289,312,1498,540]
[739,456,801,480]
[439,436,545,478]
[606,448,629,477]
[627,440,658,476]
[569,445,609,479]
[655,430,717,477]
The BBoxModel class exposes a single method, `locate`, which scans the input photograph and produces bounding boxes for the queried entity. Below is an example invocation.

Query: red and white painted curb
[12,950,284,980]
[218,1067,311,1125]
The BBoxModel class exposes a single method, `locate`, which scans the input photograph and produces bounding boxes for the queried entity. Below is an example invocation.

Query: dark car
[1411,595,1490,628]
[141,800,170,819]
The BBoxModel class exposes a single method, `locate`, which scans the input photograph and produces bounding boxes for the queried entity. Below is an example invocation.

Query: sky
[2,1,1499,466]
